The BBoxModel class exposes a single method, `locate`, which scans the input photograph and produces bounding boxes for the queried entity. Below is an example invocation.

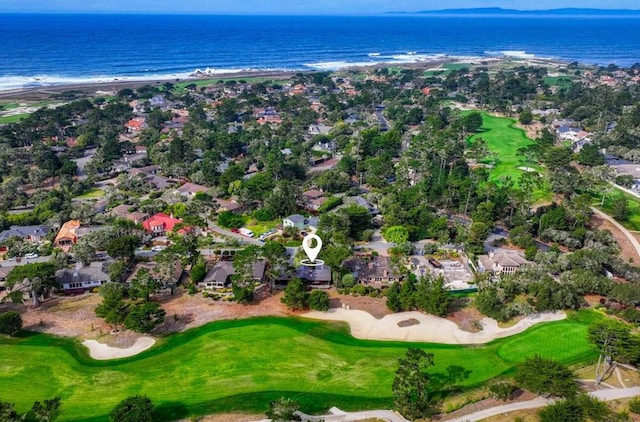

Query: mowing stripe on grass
[0,312,600,421]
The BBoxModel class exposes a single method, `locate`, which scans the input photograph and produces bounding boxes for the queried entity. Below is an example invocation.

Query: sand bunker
[83,337,156,360]
[302,309,565,344]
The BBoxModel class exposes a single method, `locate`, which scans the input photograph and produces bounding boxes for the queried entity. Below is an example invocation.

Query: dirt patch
[448,300,484,333]
[328,292,391,319]
[397,318,420,328]
[592,214,640,263]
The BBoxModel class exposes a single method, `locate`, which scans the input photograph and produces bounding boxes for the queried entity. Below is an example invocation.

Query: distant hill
[389,8,640,16]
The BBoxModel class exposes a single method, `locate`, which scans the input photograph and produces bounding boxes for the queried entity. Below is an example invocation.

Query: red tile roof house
[142,213,190,237]
[125,117,147,134]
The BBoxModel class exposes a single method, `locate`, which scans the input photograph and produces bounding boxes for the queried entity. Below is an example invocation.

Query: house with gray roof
[56,261,112,294]
[199,260,266,290]
[0,225,50,244]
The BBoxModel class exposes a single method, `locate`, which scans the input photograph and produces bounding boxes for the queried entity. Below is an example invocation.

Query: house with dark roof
[56,261,111,294]
[0,225,50,244]
[199,260,266,290]
[295,265,332,288]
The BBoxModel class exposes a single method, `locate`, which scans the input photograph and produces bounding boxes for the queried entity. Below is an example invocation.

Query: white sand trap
[83,337,156,360]
[302,309,566,345]
[518,166,537,172]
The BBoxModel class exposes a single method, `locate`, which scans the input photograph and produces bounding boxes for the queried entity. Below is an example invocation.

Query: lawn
[245,219,279,236]
[594,188,640,231]
[0,311,601,421]
[74,188,106,200]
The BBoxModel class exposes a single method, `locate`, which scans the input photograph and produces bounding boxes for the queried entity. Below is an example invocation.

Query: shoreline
[0,56,569,101]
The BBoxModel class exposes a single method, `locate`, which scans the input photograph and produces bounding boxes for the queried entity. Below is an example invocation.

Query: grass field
[0,113,30,124]
[0,311,601,421]
[542,76,575,88]
[74,188,106,200]
[594,188,640,231]
[467,113,538,182]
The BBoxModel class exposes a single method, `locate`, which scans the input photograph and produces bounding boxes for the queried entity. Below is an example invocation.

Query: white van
[239,228,254,238]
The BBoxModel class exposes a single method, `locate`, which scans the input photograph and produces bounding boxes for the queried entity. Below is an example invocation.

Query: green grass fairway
[543,76,575,88]
[0,113,30,124]
[0,312,601,421]
[74,188,105,200]
[467,113,538,182]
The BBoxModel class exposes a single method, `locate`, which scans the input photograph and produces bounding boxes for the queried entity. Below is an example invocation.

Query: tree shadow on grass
[427,365,474,418]
[154,401,190,421]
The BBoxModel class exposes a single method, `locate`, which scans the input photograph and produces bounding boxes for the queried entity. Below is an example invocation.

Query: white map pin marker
[302,234,323,263]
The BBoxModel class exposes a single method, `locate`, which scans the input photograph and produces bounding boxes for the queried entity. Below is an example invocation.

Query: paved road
[72,147,97,179]
[207,223,263,246]
[591,206,640,262]
[445,386,640,422]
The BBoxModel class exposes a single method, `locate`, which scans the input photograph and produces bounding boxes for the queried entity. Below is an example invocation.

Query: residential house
[301,189,328,211]
[308,124,333,136]
[215,198,242,213]
[129,165,160,177]
[343,196,378,215]
[142,213,184,236]
[199,260,266,290]
[56,261,111,294]
[125,117,147,134]
[342,255,403,286]
[0,267,10,290]
[295,265,332,288]
[54,220,81,249]
[477,251,530,276]
[176,182,210,199]
[109,204,149,225]
[0,225,50,244]
[283,214,310,231]
[126,261,184,289]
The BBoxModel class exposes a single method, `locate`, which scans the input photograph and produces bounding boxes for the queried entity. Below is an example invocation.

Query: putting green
[0,312,601,421]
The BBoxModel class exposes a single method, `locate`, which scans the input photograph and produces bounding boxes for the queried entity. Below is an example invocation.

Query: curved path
[591,206,640,261]
[444,386,640,422]
[302,309,566,345]
[82,337,155,360]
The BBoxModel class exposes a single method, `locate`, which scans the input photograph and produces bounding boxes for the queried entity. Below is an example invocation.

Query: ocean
[1,13,639,90]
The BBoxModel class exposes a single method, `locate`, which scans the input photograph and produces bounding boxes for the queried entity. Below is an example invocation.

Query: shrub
[0,311,23,336]
[629,397,640,414]
[309,290,330,311]
[488,381,517,401]
[110,395,154,422]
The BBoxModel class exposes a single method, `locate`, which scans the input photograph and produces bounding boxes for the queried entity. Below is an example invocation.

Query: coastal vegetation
[0,312,601,421]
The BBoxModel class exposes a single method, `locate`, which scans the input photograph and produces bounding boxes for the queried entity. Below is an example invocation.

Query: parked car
[24,253,39,259]
[151,246,166,252]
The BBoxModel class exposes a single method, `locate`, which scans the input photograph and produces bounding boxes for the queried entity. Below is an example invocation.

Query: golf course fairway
[0,312,601,421]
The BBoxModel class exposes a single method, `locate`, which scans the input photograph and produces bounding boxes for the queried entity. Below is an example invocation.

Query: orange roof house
[54,220,81,249]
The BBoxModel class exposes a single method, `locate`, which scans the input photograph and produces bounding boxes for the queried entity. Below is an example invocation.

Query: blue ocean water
[0,13,639,90]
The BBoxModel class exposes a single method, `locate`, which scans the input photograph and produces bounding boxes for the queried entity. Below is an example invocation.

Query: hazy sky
[0,0,639,14]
